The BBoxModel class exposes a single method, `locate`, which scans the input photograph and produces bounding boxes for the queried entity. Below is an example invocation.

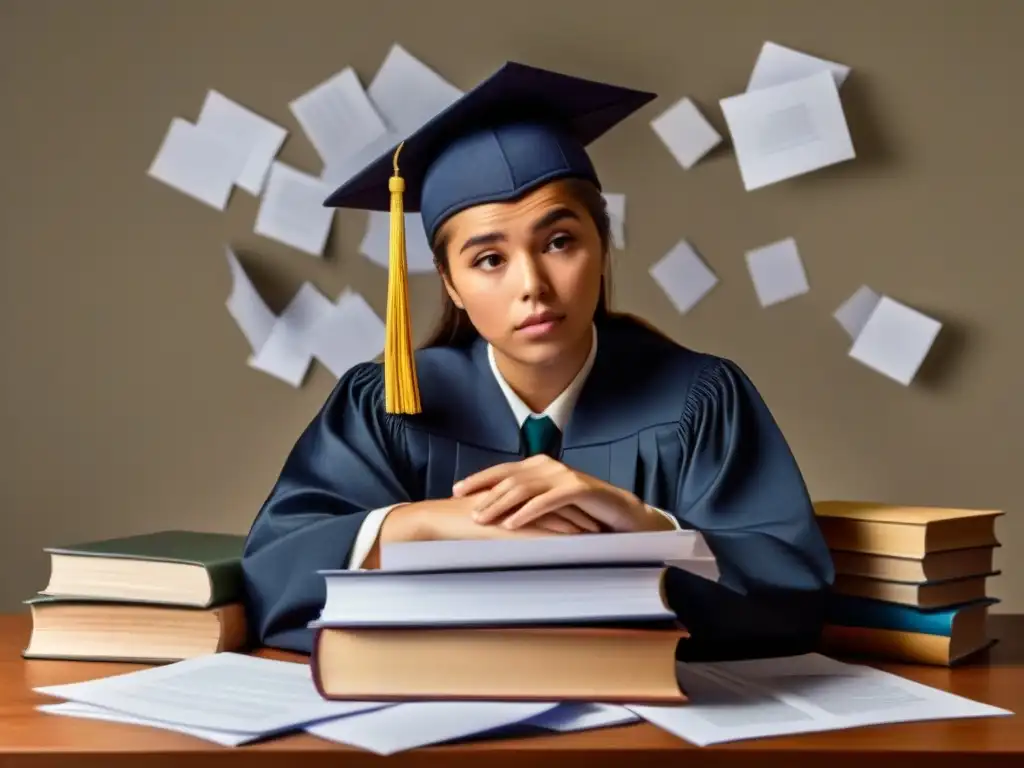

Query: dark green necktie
[522,415,560,458]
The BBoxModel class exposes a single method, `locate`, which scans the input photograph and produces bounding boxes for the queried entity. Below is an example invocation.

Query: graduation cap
[324,61,656,414]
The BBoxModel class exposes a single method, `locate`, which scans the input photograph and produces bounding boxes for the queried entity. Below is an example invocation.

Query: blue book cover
[826,593,998,636]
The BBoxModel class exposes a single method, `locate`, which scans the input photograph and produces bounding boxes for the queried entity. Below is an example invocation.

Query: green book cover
[43,530,247,607]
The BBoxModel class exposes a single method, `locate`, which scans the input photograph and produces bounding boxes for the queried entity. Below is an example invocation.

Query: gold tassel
[384,142,422,414]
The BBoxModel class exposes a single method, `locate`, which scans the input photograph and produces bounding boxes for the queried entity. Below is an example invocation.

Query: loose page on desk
[307,700,556,755]
[34,652,387,734]
[720,70,855,190]
[628,652,1012,746]
[38,701,258,747]
[522,702,640,732]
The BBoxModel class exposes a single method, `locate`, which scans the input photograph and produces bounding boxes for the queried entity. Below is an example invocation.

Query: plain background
[1,0,1020,614]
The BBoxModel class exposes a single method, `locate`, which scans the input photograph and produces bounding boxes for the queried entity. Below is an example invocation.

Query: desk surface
[0,614,1020,767]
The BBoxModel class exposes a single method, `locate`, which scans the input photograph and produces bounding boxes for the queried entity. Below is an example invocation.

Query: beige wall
[1,0,1021,613]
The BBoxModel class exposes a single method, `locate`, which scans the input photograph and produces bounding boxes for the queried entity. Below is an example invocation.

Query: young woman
[241,62,835,659]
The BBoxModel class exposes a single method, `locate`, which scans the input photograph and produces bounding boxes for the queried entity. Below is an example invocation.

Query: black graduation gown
[240,314,835,659]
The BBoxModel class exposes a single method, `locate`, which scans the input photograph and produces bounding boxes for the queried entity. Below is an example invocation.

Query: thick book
[830,546,996,583]
[822,593,995,666]
[22,595,248,662]
[312,566,674,627]
[813,501,1002,558]
[831,572,995,609]
[820,624,994,666]
[311,625,688,703]
[41,530,246,607]
[825,593,998,636]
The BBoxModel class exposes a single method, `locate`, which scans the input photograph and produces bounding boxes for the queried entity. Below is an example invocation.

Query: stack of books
[813,501,1002,666]
[22,530,249,662]
[308,530,719,704]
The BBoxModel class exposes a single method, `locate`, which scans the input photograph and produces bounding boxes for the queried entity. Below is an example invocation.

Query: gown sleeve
[241,363,418,653]
[666,358,835,661]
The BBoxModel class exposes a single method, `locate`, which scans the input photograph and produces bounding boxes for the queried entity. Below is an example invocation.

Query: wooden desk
[0,614,1020,767]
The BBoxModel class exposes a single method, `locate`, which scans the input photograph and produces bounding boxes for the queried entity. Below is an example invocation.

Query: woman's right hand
[386,492,595,545]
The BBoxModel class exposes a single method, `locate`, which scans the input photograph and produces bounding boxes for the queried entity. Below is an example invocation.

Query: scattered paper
[720,70,855,191]
[305,290,386,379]
[147,118,249,210]
[359,210,435,273]
[289,67,389,175]
[196,90,287,195]
[523,703,640,732]
[367,43,463,138]
[248,283,333,387]
[649,239,719,314]
[224,247,276,354]
[319,46,462,188]
[745,237,809,307]
[39,701,257,747]
[834,285,882,339]
[747,42,851,92]
[628,652,1011,747]
[254,162,336,256]
[650,97,722,170]
[603,193,626,249]
[848,296,942,385]
[307,700,556,755]
[34,653,386,735]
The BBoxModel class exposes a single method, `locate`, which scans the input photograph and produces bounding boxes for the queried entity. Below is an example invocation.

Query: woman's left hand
[452,454,674,533]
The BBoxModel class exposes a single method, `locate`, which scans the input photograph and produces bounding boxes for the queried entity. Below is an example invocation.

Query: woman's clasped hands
[451,454,670,536]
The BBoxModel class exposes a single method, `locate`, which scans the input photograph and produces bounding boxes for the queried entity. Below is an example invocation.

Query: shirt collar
[487,324,598,431]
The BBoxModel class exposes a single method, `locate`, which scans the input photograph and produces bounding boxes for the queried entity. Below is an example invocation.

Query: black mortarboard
[324,60,656,414]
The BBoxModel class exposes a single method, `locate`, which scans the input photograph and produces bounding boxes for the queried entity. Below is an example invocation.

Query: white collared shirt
[347,324,678,568]
[486,323,598,431]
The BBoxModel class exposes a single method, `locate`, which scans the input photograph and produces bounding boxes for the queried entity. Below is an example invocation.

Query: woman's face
[439,180,604,368]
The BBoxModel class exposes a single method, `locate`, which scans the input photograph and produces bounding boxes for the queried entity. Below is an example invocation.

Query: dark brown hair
[419,177,615,349]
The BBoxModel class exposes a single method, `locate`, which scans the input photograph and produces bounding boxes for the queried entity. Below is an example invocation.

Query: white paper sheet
[224,247,276,354]
[745,237,809,307]
[523,703,640,732]
[196,90,287,195]
[290,67,389,174]
[747,42,851,92]
[382,529,717,574]
[38,701,258,746]
[367,43,463,138]
[649,239,719,314]
[603,193,626,249]
[720,70,855,191]
[305,290,386,379]
[650,97,722,170]
[34,653,387,735]
[254,162,336,256]
[248,283,333,387]
[359,210,435,273]
[848,296,942,385]
[307,700,556,755]
[628,653,1011,746]
[147,118,249,210]
[834,285,881,339]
